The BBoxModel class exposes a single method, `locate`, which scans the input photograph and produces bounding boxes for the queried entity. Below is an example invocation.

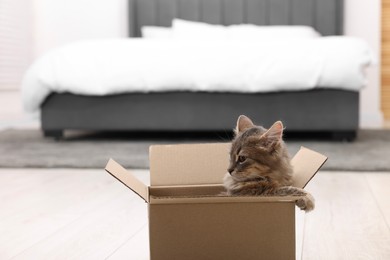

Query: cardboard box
[105,143,327,260]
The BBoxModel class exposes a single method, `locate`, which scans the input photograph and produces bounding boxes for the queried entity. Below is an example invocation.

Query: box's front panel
[149,202,295,260]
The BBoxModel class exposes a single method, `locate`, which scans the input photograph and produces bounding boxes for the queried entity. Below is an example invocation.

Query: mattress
[22,36,374,113]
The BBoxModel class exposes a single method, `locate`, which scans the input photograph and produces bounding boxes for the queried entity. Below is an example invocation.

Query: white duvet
[22,37,374,112]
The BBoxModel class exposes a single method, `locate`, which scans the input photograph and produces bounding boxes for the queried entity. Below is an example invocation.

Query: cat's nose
[228,168,234,175]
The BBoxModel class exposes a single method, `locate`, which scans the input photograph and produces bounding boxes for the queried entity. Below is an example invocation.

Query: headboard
[128,0,343,37]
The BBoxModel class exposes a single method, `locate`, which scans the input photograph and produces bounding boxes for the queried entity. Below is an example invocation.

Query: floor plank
[0,169,148,259]
[296,209,306,260]
[12,193,147,260]
[302,172,390,260]
[367,173,390,230]
[1,169,390,259]
[107,225,150,260]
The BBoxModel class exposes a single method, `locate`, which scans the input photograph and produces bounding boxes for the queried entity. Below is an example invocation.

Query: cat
[223,115,315,212]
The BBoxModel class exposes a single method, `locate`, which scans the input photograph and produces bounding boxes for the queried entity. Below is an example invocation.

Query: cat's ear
[262,121,284,143]
[235,115,254,134]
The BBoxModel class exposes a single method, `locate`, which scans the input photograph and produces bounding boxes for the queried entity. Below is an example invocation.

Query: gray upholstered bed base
[41,0,357,140]
[42,89,358,140]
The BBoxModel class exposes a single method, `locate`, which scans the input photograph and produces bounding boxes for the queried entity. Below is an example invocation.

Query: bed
[24,0,367,140]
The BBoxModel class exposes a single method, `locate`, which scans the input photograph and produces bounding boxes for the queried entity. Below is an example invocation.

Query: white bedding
[142,19,322,39]
[22,37,374,113]
[171,19,321,39]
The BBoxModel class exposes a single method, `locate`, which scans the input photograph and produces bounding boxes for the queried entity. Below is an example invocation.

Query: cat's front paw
[219,190,229,196]
[296,193,315,212]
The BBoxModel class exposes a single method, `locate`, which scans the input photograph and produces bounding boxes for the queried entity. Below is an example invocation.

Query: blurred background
[0,0,384,131]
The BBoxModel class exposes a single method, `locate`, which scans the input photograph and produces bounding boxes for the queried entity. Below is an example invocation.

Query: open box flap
[149,143,231,186]
[105,159,149,202]
[291,147,328,188]
[105,145,325,200]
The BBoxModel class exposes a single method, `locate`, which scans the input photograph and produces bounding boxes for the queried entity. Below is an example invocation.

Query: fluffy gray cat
[223,115,315,212]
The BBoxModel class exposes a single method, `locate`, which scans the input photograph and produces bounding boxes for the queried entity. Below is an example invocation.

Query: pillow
[172,19,321,39]
[141,26,173,38]
[227,24,321,39]
[172,19,227,39]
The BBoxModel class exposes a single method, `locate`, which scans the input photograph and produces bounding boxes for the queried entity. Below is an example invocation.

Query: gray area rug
[1,129,390,171]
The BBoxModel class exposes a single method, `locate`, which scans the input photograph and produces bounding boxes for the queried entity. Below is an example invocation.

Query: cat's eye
[238,156,247,163]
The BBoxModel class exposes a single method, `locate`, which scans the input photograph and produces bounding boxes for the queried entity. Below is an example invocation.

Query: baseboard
[360,111,384,128]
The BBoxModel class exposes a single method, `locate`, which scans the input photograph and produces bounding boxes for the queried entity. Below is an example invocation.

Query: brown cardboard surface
[105,145,327,202]
[105,143,327,260]
[149,195,300,205]
[149,143,230,186]
[105,159,149,202]
[291,147,328,188]
[149,184,225,198]
[149,185,300,204]
[149,202,295,260]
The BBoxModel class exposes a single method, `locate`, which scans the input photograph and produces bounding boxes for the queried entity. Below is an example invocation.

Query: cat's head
[227,115,292,185]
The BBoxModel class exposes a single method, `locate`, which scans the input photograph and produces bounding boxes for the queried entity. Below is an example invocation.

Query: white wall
[344,0,383,128]
[32,0,128,57]
[0,0,33,90]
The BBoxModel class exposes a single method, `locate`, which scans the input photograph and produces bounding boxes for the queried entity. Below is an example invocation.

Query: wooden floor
[1,169,390,260]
